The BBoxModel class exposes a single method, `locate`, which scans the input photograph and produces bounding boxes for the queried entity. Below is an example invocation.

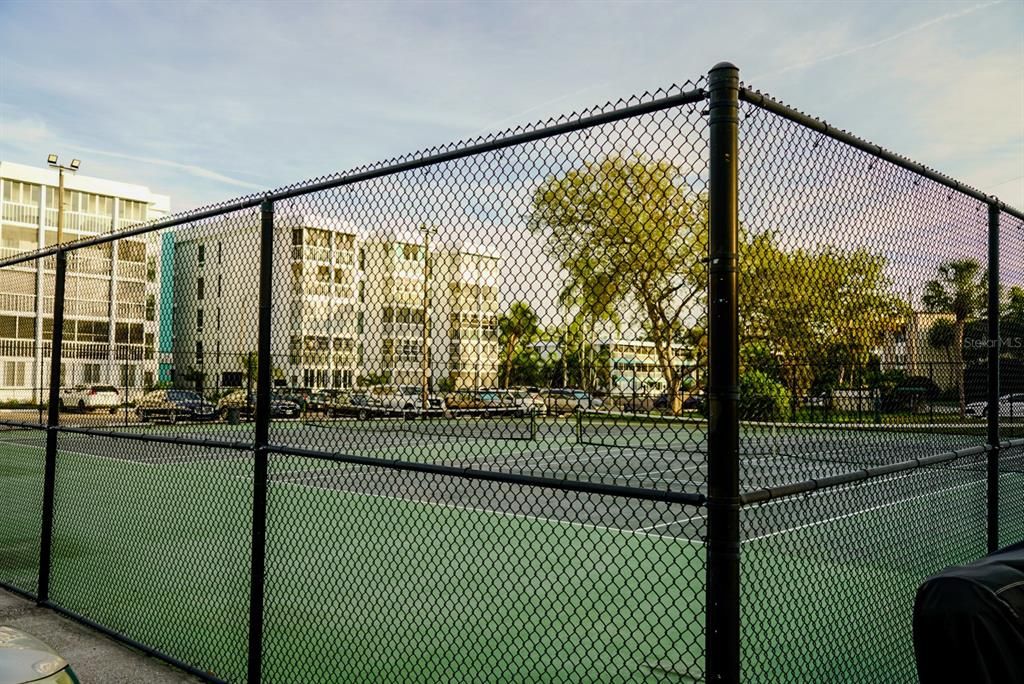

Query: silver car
[0,626,80,683]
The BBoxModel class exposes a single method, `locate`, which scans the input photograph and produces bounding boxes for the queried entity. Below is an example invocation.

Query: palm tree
[497,302,540,389]
[922,259,985,416]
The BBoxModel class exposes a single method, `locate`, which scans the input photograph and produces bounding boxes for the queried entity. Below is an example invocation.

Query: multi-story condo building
[170,212,358,394]
[171,217,499,394]
[0,161,169,402]
[362,234,500,390]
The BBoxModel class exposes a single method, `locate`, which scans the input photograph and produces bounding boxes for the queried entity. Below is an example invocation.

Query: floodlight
[47,154,58,166]
[70,159,80,170]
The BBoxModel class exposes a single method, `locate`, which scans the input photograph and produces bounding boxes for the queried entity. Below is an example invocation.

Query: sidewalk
[0,588,203,683]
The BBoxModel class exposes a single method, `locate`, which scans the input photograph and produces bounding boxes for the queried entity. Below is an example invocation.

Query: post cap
[710,61,738,73]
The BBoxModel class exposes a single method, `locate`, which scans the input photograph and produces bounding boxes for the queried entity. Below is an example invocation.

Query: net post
[987,201,1000,553]
[247,198,274,682]
[706,61,741,684]
[38,249,67,604]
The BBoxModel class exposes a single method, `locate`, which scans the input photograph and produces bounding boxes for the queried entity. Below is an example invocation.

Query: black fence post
[987,202,1000,553]
[38,249,67,603]
[706,61,741,684]
[248,198,274,682]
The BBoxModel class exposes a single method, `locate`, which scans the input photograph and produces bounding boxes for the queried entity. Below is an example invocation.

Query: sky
[0,0,1021,215]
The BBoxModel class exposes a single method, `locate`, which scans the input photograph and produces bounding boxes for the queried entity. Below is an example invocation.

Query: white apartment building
[0,161,170,402]
[171,216,500,393]
[361,235,500,390]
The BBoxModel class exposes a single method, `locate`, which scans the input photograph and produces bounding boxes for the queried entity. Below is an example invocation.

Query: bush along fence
[0,61,1022,683]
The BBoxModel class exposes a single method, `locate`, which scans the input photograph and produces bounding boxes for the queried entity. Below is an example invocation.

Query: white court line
[744,475,993,543]
[269,474,705,546]
[3,440,166,468]
[635,510,708,533]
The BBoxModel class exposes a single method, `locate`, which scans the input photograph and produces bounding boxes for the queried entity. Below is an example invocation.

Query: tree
[926,318,956,368]
[530,154,905,413]
[497,302,541,388]
[740,232,907,394]
[922,259,986,415]
[529,155,707,414]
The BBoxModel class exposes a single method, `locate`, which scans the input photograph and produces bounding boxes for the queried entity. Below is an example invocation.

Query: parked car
[0,625,81,683]
[653,391,704,411]
[308,389,343,414]
[505,388,547,416]
[275,387,312,411]
[216,390,301,419]
[542,389,604,414]
[965,393,1024,418]
[59,385,120,413]
[135,390,217,422]
[360,385,443,415]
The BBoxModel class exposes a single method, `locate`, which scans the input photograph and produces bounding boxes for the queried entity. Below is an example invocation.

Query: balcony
[42,209,114,234]
[117,261,147,282]
[0,292,35,314]
[292,245,331,263]
[2,202,40,225]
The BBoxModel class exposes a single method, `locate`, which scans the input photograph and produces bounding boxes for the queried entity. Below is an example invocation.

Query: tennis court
[1,414,1014,682]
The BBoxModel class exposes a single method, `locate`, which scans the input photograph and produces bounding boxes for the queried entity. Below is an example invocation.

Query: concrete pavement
[0,588,204,683]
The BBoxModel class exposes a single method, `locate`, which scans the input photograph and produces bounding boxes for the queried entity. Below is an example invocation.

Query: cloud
[752,0,1006,80]
[64,145,265,191]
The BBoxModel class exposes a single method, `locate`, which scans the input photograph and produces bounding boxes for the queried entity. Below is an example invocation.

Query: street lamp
[46,154,81,245]
[420,224,436,410]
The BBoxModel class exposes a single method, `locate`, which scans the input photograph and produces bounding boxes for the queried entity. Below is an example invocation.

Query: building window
[217,274,222,297]
[217,242,222,265]
[196,309,204,332]
[197,277,204,301]
[83,364,101,384]
[196,341,204,365]
[198,244,205,267]
[145,295,156,322]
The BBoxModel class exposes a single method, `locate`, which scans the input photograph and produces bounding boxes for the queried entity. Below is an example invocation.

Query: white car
[365,385,445,414]
[59,385,120,413]
[965,393,1024,418]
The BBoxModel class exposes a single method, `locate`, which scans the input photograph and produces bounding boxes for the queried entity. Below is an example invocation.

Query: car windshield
[573,391,589,398]
[93,385,118,393]
[168,390,200,402]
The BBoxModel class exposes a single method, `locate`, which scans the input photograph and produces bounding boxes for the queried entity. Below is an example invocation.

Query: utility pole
[46,155,80,245]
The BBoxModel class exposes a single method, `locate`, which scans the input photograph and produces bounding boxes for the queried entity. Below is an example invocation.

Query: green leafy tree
[922,259,986,415]
[927,318,957,371]
[740,232,907,394]
[529,155,707,414]
[498,302,541,389]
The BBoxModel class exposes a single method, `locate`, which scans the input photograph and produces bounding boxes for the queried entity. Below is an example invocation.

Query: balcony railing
[2,202,40,225]
[0,292,36,313]
[117,261,147,281]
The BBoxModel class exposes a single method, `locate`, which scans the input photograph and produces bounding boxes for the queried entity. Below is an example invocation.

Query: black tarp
[915,540,1024,683]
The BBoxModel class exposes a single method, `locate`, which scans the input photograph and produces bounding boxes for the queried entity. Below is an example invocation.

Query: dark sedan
[135,390,217,422]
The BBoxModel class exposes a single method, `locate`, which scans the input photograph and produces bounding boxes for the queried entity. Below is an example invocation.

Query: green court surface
[1,420,1020,683]
[0,429,704,683]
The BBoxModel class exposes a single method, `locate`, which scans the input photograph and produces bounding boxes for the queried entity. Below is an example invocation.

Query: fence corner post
[987,202,1000,553]
[38,248,67,604]
[248,197,274,682]
[706,60,741,684]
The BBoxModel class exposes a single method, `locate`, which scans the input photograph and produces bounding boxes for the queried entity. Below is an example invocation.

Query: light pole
[420,225,436,410]
[46,155,81,245]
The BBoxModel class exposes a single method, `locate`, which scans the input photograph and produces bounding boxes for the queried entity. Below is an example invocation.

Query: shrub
[739,370,791,421]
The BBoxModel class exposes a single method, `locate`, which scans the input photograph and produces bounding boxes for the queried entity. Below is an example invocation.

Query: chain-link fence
[0,62,1021,682]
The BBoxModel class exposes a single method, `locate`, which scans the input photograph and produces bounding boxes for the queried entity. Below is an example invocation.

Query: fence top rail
[739,443,990,505]
[739,86,1024,222]
[267,443,707,507]
[0,83,708,270]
